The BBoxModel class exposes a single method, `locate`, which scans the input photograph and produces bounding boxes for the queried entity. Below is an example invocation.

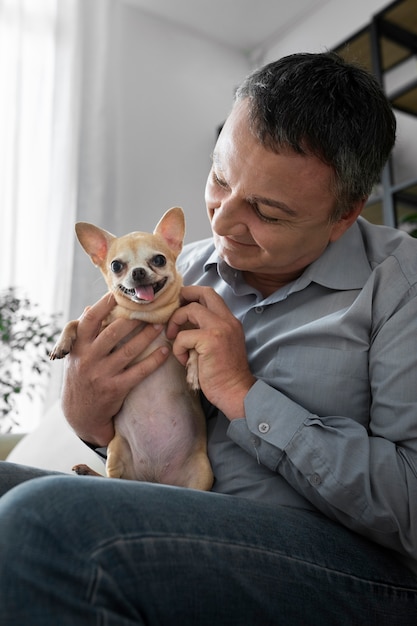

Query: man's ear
[329,199,366,243]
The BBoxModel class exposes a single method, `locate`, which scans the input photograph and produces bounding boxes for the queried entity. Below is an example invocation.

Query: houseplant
[399,212,417,238]
[0,287,61,433]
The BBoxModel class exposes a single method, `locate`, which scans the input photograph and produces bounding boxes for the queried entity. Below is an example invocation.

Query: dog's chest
[112,332,204,474]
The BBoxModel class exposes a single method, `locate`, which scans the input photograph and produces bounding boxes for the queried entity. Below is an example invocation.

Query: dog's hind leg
[72,464,103,477]
[106,433,133,479]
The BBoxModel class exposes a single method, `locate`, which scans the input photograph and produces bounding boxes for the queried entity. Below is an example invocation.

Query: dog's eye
[111,260,124,273]
[151,254,166,268]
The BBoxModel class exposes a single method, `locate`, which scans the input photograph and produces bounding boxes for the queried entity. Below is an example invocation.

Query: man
[1,52,417,624]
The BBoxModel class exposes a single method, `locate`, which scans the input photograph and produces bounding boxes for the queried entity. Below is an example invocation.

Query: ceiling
[124,0,332,56]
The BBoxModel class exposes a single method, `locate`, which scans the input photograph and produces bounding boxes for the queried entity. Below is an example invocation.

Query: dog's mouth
[118,277,168,303]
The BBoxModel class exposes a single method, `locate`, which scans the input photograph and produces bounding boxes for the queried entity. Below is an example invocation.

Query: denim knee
[1,476,417,625]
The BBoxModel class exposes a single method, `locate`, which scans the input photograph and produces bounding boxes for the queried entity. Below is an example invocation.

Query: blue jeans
[0,462,416,625]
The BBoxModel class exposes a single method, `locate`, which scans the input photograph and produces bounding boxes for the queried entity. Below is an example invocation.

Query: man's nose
[211,196,249,235]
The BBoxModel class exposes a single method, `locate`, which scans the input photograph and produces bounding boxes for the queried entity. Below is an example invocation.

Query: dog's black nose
[132,267,147,282]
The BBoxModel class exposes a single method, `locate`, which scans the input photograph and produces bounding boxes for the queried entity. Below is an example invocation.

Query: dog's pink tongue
[135,285,154,301]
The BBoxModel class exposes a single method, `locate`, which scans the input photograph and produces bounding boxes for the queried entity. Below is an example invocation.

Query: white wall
[257,0,389,62]
[110,5,249,241]
[70,1,249,317]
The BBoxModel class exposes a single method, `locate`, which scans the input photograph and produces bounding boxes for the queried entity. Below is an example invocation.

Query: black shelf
[333,0,417,228]
[390,77,417,115]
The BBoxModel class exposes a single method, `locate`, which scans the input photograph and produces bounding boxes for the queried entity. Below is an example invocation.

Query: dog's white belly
[107,335,212,489]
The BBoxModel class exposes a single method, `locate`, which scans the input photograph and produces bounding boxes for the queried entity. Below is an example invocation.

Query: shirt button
[255,306,264,314]
[310,473,322,486]
[258,422,270,434]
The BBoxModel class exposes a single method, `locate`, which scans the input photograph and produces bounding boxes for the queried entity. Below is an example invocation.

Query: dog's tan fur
[51,207,213,490]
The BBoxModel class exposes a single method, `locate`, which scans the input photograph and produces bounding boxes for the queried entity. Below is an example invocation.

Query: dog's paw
[186,350,200,391]
[50,321,79,360]
[72,464,102,477]
[49,343,70,360]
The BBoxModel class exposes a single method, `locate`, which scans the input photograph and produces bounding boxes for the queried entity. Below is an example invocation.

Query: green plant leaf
[0,287,62,429]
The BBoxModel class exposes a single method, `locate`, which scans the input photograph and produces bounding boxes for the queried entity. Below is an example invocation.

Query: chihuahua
[51,207,213,491]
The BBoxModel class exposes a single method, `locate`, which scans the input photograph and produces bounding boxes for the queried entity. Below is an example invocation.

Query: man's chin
[215,246,247,273]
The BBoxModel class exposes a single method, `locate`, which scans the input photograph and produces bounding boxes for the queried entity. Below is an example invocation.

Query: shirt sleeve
[228,295,417,562]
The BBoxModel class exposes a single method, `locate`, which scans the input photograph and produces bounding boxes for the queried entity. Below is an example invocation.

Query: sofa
[0,433,24,461]
[0,401,105,474]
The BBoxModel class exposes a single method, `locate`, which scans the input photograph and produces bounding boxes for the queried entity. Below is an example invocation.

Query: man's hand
[61,294,170,447]
[166,286,256,420]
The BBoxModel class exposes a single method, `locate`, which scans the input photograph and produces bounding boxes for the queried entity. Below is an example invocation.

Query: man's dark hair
[235,52,396,220]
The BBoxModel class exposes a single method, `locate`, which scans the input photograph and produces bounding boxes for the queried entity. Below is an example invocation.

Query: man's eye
[213,172,228,189]
[151,254,166,267]
[111,260,125,273]
[252,204,280,224]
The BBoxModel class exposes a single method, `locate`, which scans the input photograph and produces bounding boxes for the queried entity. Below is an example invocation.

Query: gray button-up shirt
[178,216,417,568]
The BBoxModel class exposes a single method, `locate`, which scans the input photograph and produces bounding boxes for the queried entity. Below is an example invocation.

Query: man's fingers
[113,323,166,365]
[170,328,199,366]
[76,293,116,342]
[167,295,239,342]
[166,306,194,339]
[180,285,230,316]
[118,342,171,388]
[95,317,143,357]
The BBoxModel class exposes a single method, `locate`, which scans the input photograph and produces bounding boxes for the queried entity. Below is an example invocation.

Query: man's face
[205,100,362,294]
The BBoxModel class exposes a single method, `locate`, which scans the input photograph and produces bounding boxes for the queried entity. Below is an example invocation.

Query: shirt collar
[203,219,372,294]
[295,220,372,291]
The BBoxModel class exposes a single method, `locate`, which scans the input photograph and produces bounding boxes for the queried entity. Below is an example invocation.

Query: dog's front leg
[50,320,79,360]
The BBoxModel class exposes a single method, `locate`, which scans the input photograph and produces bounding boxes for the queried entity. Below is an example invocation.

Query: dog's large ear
[75,222,116,267]
[154,207,185,256]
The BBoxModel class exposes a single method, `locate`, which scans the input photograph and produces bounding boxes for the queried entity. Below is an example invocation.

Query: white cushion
[7,401,105,475]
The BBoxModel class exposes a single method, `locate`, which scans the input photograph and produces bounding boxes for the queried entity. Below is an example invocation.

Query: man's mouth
[118,277,168,302]
[220,235,257,248]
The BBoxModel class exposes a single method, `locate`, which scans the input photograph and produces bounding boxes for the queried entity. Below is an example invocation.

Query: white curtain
[0,0,82,430]
[0,0,80,314]
[0,0,117,430]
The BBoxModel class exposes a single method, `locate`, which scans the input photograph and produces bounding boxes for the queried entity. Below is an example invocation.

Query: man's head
[205,52,396,295]
[234,51,396,220]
